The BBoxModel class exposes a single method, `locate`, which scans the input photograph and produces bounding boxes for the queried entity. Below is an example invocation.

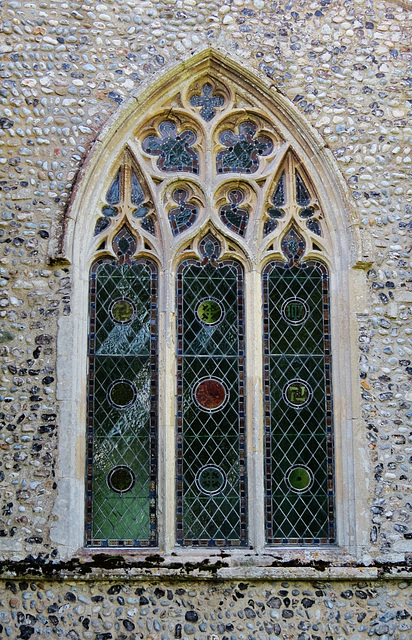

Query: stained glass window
[263,240,334,544]
[176,235,247,546]
[86,227,157,547]
[86,80,336,550]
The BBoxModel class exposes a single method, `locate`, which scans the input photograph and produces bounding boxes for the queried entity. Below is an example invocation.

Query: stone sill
[1,547,411,582]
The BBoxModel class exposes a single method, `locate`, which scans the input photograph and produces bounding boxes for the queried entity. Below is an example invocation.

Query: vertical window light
[176,235,247,546]
[263,229,334,544]
[86,227,158,546]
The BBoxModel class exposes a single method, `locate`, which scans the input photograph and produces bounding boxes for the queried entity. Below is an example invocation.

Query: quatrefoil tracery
[94,80,327,262]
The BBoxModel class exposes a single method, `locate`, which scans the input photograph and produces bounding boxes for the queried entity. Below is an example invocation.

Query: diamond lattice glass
[263,261,334,544]
[87,250,157,547]
[176,260,247,546]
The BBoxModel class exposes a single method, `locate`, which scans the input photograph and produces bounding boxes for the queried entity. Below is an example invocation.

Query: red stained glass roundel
[193,377,228,412]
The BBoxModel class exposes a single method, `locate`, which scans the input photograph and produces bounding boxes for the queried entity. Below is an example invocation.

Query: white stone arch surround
[51,48,369,562]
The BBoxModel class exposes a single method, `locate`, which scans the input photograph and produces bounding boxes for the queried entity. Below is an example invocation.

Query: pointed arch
[51,48,366,558]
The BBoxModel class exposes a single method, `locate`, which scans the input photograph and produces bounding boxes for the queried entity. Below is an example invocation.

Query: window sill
[3,546,411,582]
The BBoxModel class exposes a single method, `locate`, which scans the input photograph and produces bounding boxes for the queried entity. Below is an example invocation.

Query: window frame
[50,50,367,563]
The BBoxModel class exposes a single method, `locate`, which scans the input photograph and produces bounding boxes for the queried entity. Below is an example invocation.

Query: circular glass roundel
[281,297,309,325]
[196,297,224,326]
[107,465,135,494]
[283,379,312,408]
[109,297,135,324]
[108,379,137,409]
[193,377,228,412]
[195,465,227,495]
[286,465,313,493]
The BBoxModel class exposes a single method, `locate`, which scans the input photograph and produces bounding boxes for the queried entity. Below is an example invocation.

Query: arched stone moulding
[51,47,369,562]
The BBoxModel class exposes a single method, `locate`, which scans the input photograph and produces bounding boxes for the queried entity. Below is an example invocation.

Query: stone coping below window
[0,550,411,582]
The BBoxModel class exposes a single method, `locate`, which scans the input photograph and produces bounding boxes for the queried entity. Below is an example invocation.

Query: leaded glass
[168,188,198,236]
[295,170,311,207]
[95,170,122,235]
[190,83,225,122]
[142,121,199,174]
[86,226,157,547]
[263,259,334,544]
[306,218,322,236]
[281,226,306,267]
[219,189,249,237]
[217,121,273,174]
[176,238,246,546]
[264,173,286,236]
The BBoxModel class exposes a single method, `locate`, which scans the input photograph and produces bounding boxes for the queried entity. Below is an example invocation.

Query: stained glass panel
[295,170,311,207]
[142,121,199,174]
[264,172,286,236]
[219,189,249,237]
[263,260,334,544]
[168,188,198,236]
[217,121,273,174]
[176,247,246,546]
[190,83,225,122]
[86,228,157,547]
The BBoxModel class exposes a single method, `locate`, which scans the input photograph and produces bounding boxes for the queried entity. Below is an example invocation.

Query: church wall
[0,0,412,635]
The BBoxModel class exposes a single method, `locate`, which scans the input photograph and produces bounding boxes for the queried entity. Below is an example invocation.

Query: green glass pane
[264,261,334,543]
[88,255,157,546]
[177,259,246,545]
[94,263,152,356]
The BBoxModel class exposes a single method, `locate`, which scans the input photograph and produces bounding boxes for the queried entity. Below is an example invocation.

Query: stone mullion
[244,266,265,550]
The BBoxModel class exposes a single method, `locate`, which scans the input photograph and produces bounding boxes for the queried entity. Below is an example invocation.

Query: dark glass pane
[176,259,247,546]
[307,219,322,236]
[101,205,118,218]
[131,170,145,206]
[106,169,121,205]
[217,121,273,174]
[94,217,111,236]
[263,261,334,544]
[270,172,286,207]
[295,170,311,207]
[87,253,158,547]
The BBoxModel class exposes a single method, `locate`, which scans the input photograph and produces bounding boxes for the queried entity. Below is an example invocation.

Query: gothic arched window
[81,73,337,549]
[52,53,361,557]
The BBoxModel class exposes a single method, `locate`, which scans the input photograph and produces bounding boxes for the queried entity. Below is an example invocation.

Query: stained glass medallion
[196,298,224,326]
[281,297,309,325]
[142,121,199,174]
[109,297,135,324]
[107,466,136,494]
[263,259,334,544]
[217,121,273,174]
[176,236,246,546]
[86,227,158,547]
[194,377,228,412]
[196,465,227,495]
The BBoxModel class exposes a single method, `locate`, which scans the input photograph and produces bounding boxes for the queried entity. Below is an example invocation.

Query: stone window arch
[50,50,366,559]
